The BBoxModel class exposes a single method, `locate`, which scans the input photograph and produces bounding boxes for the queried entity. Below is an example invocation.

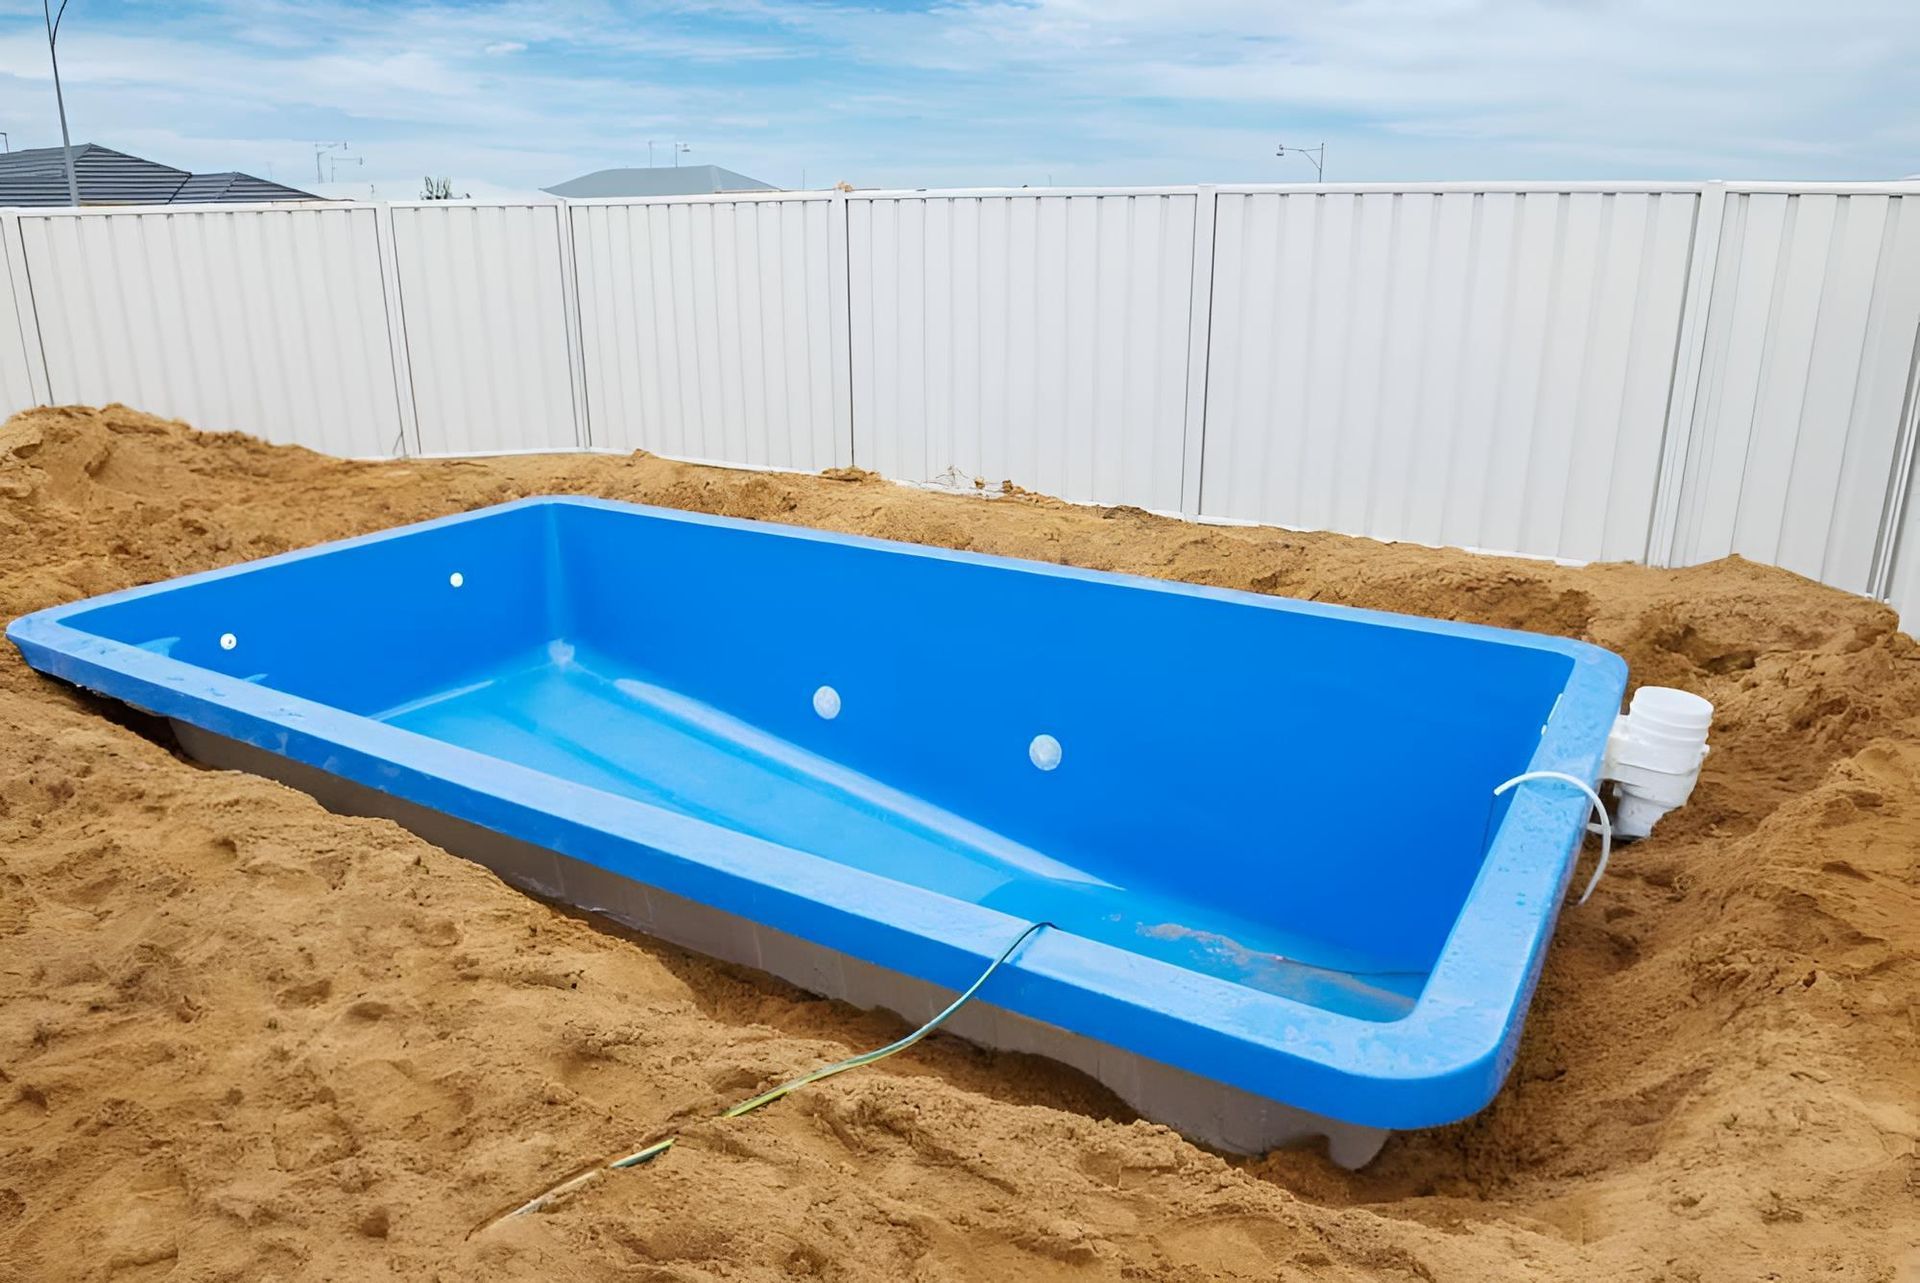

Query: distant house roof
[541,164,777,199]
[0,144,318,207]
[171,171,317,204]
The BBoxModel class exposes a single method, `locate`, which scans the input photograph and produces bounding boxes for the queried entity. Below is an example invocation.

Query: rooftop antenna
[43,0,79,205]
[1275,141,1326,183]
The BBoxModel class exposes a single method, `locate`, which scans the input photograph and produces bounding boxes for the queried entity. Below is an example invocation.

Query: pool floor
[377,640,1423,1021]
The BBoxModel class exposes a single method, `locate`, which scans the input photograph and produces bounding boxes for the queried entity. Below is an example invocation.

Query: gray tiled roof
[171,171,319,204]
[542,164,776,198]
[0,144,318,207]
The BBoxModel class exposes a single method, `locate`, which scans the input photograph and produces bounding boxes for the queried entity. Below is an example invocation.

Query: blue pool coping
[7,495,1628,1131]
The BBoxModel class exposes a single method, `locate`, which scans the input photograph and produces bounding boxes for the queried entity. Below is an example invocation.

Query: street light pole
[314,141,348,184]
[1275,141,1327,183]
[44,0,79,206]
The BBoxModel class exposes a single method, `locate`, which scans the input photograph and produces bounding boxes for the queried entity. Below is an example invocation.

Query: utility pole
[1275,142,1326,183]
[647,140,656,167]
[44,0,79,206]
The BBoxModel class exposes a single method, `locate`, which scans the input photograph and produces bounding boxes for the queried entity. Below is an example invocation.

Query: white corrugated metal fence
[1200,186,1701,562]
[570,194,849,470]
[389,201,582,455]
[14,204,403,456]
[848,191,1198,510]
[1,182,1917,630]
[1663,187,1920,596]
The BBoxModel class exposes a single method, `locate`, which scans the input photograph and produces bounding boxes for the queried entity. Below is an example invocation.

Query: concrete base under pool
[171,720,1392,1169]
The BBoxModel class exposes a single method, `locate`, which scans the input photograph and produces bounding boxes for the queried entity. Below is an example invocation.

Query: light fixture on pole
[675,142,690,167]
[43,0,79,206]
[1275,141,1326,183]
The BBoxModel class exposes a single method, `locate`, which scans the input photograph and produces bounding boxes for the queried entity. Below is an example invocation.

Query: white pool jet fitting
[1600,686,1713,839]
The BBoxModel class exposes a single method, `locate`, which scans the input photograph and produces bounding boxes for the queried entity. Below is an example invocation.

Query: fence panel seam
[372,202,422,457]
[1180,185,1219,519]
[555,203,593,449]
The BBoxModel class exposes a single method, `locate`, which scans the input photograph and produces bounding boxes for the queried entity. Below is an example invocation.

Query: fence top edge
[820,180,1917,200]
[1201,181,1915,196]
[3,200,382,217]
[558,192,836,207]
[843,185,1204,200]
[5,179,1914,222]
[846,182,1698,198]
[1716,181,1920,195]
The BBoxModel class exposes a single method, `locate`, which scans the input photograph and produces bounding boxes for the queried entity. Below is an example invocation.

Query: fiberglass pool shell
[7,496,1626,1135]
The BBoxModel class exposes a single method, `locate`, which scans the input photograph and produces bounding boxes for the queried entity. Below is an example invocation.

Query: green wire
[720,919,1051,1119]
[529,920,1050,1200]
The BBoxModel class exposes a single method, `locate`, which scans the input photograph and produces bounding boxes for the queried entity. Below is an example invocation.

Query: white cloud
[0,0,1911,193]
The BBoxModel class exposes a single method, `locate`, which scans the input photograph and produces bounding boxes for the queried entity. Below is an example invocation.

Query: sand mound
[2,404,1915,1281]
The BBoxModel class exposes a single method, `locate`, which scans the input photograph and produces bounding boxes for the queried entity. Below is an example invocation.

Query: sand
[0,403,1915,1282]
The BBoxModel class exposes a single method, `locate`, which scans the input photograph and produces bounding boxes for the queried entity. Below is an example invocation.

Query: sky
[0,0,1914,199]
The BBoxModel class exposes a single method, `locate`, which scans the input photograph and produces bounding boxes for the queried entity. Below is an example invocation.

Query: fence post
[0,209,52,409]
[371,202,422,457]
[1179,185,1219,519]
[553,200,594,450]
[1645,181,1728,568]
[828,189,855,470]
[1868,319,1920,603]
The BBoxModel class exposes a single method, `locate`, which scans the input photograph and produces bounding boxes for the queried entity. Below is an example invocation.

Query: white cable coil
[1493,770,1614,906]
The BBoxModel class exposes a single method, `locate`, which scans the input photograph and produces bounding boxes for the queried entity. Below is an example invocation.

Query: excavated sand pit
[1,404,1915,1282]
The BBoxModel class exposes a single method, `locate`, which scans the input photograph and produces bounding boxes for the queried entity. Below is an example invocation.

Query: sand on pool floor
[0,404,1916,1282]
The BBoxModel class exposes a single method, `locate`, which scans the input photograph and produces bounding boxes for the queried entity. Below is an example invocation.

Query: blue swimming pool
[8,496,1625,1163]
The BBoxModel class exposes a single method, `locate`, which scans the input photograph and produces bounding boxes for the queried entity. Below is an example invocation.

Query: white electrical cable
[1493,770,1614,906]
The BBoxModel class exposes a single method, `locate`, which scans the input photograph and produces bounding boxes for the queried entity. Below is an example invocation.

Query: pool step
[375,647,1422,1021]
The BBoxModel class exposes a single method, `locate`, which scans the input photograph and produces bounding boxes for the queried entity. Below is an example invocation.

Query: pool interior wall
[60,499,1574,1027]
